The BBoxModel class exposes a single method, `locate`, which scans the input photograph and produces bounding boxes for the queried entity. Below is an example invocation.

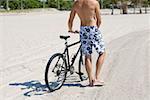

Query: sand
[0,10,150,100]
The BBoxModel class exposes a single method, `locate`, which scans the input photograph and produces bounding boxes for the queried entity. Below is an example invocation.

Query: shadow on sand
[9,80,84,97]
[9,80,48,97]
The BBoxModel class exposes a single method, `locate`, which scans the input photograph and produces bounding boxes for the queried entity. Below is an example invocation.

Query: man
[68,0,106,86]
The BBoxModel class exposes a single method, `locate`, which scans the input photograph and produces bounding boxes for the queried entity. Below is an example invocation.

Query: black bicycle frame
[62,40,82,70]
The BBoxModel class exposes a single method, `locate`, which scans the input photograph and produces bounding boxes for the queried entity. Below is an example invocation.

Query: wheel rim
[79,55,88,81]
[46,55,66,91]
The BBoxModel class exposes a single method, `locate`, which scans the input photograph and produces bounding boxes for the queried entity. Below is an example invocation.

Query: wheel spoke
[45,54,67,91]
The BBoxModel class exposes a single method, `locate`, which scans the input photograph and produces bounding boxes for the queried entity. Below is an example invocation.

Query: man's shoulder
[72,0,80,10]
[73,0,99,6]
[73,0,79,6]
[93,0,99,5]
[75,0,81,6]
[88,0,99,6]
[92,0,100,8]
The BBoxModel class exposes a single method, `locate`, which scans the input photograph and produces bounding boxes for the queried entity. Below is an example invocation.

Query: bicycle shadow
[9,80,48,97]
[9,79,85,97]
[63,83,83,87]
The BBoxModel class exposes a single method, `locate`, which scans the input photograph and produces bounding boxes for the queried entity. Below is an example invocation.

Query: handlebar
[68,30,80,34]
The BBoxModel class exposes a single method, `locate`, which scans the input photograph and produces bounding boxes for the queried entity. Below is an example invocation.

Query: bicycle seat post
[65,40,68,47]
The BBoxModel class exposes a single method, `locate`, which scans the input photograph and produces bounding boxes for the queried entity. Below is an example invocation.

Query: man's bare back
[68,0,101,32]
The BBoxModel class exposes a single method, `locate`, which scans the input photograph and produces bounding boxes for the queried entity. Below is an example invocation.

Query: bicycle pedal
[76,72,84,75]
[79,72,84,75]
[70,66,74,74]
[81,75,88,80]
[70,71,74,75]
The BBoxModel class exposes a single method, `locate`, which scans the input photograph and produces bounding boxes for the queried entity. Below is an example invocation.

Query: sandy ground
[0,10,150,100]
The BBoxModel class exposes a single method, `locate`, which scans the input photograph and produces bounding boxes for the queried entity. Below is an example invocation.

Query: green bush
[102,0,112,8]
[0,0,20,10]
[0,0,43,10]
[23,0,43,9]
[9,0,20,10]
[48,0,73,10]
[59,0,73,10]
[1,0,150,11]
[48,0,57,8]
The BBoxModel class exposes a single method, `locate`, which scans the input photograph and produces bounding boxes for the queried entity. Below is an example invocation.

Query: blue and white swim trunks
[80,26,105,56]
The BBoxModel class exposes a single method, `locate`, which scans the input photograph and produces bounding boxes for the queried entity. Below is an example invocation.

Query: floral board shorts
[80,26,105,56]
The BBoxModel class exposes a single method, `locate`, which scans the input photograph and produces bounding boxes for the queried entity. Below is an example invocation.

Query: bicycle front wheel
[45,53,67,92]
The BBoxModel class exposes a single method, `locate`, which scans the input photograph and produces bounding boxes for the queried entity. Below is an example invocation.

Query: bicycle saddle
[60,35,70,40]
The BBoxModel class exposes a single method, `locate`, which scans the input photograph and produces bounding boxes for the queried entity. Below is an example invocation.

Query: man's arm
[68,3,76,32]
[95,2,101,28]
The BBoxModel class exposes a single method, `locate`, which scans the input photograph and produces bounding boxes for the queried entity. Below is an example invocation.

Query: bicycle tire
[78,55,87,81]
[45,53,67,92]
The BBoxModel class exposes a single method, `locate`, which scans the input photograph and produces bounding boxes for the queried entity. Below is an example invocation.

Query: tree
[120,0,128,14]
[103,0,128,14]
[103,0,112,8]
[111,0,118,15]
[143,0,149,13]
[130,0,146,14]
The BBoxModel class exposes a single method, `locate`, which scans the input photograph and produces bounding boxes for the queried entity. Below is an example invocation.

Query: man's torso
[74,0,98,26]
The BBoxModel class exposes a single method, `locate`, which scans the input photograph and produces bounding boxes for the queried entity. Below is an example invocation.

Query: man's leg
[95,52,106,81]
[85,55,94,85]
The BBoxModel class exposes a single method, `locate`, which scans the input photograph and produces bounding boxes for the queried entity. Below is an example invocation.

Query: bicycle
[45,35,87,92]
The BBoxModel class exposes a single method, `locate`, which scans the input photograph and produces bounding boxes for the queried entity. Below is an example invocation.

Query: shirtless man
[68,0,106,86]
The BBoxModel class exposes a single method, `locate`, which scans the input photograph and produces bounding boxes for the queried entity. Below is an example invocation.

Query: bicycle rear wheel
[45,53,67,92]
[78,55,88,81]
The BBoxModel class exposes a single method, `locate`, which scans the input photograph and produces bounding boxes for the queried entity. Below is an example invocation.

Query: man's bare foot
[89,80,94,87]
[94,79,105,86]
[80,80,94,87]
